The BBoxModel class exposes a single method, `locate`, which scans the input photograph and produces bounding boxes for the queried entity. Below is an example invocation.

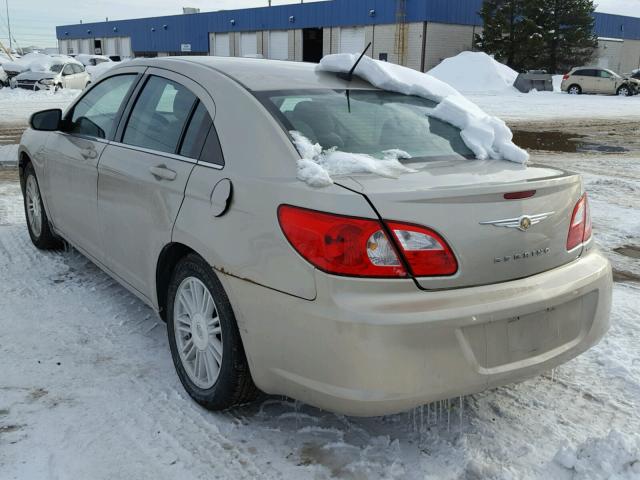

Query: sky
[0,0,638,49]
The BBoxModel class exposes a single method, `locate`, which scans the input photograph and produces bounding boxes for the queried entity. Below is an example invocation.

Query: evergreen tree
[475,0,598,73]
[534,0,598,73]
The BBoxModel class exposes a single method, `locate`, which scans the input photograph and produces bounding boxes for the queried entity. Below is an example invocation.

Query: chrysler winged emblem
[480,212,554,232]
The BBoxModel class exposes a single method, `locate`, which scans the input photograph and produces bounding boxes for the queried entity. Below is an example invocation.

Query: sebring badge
[480,212,554,232]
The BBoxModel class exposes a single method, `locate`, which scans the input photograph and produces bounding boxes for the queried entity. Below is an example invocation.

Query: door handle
[149,165,177,181]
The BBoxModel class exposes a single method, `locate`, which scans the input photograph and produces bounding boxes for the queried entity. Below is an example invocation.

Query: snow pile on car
[292,131,415,188]
[1,53,80,74]
[310,53,528,185]
[553,430,640,479]
[428,51,519,93]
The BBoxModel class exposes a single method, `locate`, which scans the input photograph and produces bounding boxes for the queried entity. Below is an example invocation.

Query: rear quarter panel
[171,64,377,301]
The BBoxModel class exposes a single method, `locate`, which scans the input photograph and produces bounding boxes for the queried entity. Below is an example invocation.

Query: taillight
[567,193,591,250]
[386,222,458,276]
[278,205,458,278]
[563,73,570,80]
[278,205,407,277]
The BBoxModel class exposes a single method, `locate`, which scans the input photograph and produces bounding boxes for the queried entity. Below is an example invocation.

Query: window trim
[63,71,144,142]
[117,73,199,156]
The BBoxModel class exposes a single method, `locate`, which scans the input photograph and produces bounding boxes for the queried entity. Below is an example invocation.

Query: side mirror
[30,109,62,131]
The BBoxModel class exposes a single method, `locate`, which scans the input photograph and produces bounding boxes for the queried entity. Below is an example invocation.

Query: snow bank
[428,51,518,93]
[553,431,640,479]
[318,54,528,167]
[291,130,416,188]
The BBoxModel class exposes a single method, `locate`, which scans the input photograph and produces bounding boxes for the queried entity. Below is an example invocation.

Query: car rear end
[189,60,612,416]
[236,164,611,416]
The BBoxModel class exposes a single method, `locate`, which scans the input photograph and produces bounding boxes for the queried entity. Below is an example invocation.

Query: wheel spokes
[173,276,223,389]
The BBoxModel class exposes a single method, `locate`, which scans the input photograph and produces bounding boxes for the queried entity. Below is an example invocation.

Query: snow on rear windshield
[262,89,474,163]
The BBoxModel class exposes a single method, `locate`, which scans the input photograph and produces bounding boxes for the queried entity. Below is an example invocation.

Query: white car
[11,61,90,91]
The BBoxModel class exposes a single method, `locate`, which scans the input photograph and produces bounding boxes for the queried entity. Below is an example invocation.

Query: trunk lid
[337,159,584,289]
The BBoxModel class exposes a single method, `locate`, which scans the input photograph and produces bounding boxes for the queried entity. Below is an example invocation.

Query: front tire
[617,85,632,96]
[166,254,258,410]
[23,163,62,250]
[567,84,582,95]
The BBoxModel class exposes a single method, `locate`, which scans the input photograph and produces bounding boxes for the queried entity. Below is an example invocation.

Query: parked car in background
[76,54,112,67]
[11,60,90,91]
[18,57,612,416]
[561,67,639,96]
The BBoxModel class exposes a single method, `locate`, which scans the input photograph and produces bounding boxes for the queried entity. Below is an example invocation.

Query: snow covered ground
[1,149,639,478]
[0,88,80,124]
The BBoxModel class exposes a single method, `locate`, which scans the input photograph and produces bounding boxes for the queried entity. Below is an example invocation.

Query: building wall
[423,23,477,71]
[370,22,424,70]
[620,39,640,72]
[597,39,624,71]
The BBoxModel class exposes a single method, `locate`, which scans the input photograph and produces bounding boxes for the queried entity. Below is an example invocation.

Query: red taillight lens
[278,205,458,278]
[387,222,458,276]
[567,193,591,251]
[563,74,570,80]
[278,205,407,277]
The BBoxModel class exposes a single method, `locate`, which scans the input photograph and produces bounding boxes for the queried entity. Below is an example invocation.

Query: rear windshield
[259,89,474,163]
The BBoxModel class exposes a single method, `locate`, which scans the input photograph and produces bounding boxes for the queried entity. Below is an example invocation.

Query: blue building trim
[56,0,640,54]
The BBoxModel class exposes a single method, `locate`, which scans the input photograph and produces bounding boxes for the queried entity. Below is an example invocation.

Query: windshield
[260,89,474,163]
[50,64,64,73]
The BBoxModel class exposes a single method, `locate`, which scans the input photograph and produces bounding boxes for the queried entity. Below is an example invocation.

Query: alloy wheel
[173,276,223,389]
[25,175,42,239]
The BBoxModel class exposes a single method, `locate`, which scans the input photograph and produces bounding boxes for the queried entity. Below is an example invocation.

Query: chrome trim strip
[106,141,198,164]
[196,160,223,170]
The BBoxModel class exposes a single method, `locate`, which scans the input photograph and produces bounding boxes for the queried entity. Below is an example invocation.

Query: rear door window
[179,101,225,166]
[122,76,197,154]
[68,74,137,139]
[72,63,85,74]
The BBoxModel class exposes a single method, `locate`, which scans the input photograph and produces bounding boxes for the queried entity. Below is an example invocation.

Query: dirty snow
[291,130,415,187]
[428,51,519,93]
[319,54,528,165]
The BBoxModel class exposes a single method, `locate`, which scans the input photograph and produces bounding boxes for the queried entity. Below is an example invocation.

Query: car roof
[122,56,377,92]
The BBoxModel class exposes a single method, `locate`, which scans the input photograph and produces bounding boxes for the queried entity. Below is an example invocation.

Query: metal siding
[595,13,640,41]
[56,0,640,54]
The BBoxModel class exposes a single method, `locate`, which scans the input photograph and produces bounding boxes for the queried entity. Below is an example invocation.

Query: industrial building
[56,0,640,74]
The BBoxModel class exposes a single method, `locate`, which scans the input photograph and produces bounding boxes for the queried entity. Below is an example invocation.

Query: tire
[23,163,62,250]
[617,85,632,97]
[166,253,258,410]
[567,84,581,95]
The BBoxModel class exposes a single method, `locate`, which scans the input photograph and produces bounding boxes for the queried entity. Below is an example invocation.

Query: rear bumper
[223,249,612,417]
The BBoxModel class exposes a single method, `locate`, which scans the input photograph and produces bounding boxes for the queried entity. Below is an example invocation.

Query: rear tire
[23,163,62,250]
[567,84,581,95]
[166,254,258,410]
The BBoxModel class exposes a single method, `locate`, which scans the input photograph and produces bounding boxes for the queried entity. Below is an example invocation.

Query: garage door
[340,27,365,54]
[105,37,118,57]
[58,39,68,55]
[268,31,288,60]
[80,38,91,54]
[120,37,132,57]
[68,40,79,55]
[212,33,230,56]
[240,32,257,57]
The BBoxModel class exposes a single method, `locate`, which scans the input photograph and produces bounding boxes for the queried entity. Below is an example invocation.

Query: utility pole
[5,0,12,50]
